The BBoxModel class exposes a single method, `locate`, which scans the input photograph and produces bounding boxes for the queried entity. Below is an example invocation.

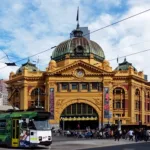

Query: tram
[0,106,52,148]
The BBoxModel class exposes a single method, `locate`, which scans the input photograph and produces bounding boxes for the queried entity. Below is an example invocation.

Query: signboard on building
[104,87,110,118]
[50,88,54,119]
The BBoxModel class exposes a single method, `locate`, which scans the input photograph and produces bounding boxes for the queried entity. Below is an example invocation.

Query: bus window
[0,120,6,135]
[16,120,19,138]
[33,119,51,130]
[22,119,27,129]
[28,120,36,130]
[0,120,6,128]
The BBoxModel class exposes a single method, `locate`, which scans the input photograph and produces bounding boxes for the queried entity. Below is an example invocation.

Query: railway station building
[6,21,150,129]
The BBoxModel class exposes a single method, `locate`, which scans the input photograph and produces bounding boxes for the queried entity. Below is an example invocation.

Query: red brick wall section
[28,101,31,107]
[123,85,129,91]
[28,86,33,93]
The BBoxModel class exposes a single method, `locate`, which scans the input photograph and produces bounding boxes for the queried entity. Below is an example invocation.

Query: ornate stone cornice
[44,60,115,76]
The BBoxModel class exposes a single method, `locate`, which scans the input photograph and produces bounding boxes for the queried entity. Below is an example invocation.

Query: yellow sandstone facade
[6,24,150,129]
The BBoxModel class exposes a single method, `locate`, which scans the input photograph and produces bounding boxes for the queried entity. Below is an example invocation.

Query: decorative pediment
[45,60,115,77]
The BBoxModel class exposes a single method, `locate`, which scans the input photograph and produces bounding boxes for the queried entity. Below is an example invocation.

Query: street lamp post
[118,116,121,131]
[61,117,65,136]
[37,88,40,107]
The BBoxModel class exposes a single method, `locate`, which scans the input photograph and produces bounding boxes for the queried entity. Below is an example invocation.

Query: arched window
[10,89,20,109]
[135,89,140,110]
[113,87,125,110]
[61,103,98,117]
[74,45,84,56]
[135,89,140,96]
[29,88,45,107]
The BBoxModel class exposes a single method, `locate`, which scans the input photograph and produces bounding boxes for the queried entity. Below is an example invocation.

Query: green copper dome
[51,28,105,62]
[115,58,137,71]
[16,59,38,74]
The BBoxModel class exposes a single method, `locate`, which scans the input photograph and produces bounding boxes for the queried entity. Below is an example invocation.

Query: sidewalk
[51,136,148,150]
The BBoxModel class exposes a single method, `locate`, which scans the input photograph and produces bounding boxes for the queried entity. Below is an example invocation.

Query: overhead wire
[108,48,150,61]
[0,8,150,70]
[83,8,150,37]
[0,56,7,61]
[1,49,11,62]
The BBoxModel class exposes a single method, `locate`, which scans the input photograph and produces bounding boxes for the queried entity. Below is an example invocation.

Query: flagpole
[117,56,119,64]
[76,7,79,29]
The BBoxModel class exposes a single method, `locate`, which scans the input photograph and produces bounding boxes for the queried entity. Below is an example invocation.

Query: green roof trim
[16,59,38,74]
[0,111,37,119]
[115,58,137,71]
[51,37,105,62]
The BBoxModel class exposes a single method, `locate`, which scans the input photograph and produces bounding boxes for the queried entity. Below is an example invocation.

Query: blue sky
[0,0,150,79]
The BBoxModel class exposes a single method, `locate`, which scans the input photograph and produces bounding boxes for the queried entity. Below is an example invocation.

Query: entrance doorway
[60,103,99,130]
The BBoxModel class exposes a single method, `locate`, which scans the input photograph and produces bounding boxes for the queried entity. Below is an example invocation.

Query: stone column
[69,83,71,92]
[141,87,145,124]
[44,82,49,112]
[78,82,81,92]
[130,82,135,123]
[21,81,28,110]
[88,82,91,92]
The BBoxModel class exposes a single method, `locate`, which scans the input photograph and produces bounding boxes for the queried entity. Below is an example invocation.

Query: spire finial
[76,7,79,29]
[124,57,127,62]
[28,57,30,62]
[72,7,83,37]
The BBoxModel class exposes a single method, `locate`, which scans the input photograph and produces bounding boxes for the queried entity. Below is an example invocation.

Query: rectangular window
[77,104,81,114]
[147,103,150,110]
[72,104,76,114]
[88,106,92,114]
[122,100,125,109]
[82,104,87,114]
[92,83,98,90]
[62,83,68,90]
[72,83,78,90]
[147,115,149,123]
[116,101,121,109]
[66,105,71,114]
[57,83,60,92]
[145,115,147,123]
[115,89,121,94]
[82,83,87,90]
[135,101,140,110]
[98,82,103,91]
[136,114,140,122]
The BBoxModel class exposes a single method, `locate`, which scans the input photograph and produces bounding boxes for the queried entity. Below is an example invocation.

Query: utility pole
[37,87,40,107]
[33,56,40,107]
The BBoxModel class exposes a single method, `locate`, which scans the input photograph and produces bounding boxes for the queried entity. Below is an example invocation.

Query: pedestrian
[114,129,120,141]
[134,129,139,142]
[145,129,150,142]
[128,130,134,141]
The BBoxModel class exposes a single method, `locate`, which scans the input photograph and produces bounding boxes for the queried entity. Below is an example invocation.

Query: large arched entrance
[60,103,99,130]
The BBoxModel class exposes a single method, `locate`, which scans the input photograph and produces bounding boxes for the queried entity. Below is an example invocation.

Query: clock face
[76,69,84,77]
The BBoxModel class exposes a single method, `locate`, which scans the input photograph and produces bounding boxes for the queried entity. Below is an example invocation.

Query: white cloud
[1,0,150,80]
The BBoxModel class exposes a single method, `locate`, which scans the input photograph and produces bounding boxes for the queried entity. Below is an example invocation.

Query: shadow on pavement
[79,142,150,150]
[0,145,48,149]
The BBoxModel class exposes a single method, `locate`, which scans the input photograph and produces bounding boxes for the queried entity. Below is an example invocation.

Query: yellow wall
[6,57,150,127]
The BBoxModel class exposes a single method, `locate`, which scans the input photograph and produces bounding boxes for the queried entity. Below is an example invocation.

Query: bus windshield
[32,120,51,130]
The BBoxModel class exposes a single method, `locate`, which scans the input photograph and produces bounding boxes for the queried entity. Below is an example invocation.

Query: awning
[60,116,98,121]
